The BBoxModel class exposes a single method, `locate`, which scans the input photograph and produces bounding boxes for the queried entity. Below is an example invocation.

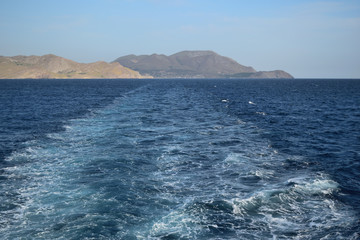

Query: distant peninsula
[0,51,293,79]
[113,50,293,79]
[0,54,148,79]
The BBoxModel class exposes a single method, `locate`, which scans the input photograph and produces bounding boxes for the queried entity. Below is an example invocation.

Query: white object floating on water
[249,101,255,105]
[256,112,266,116]
[222,99,229,103]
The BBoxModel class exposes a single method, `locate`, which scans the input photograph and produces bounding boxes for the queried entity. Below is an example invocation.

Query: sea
[0,78,359,239]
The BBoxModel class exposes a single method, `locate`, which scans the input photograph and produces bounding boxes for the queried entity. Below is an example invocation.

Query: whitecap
[256,112,266,116]
[292,179,339,195]
[149,209,202,239]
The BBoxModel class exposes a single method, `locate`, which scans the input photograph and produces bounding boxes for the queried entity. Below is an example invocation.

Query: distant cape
[113,50,293,79]
[0,54,148,79]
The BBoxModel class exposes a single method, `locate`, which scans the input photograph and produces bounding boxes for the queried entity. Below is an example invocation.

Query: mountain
[0,54,148,79]
[113,50,293,79]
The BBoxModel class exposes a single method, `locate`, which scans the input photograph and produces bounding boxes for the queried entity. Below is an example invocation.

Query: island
[0,51,293,79]
[113,50,293,79]
[0,54,149,79]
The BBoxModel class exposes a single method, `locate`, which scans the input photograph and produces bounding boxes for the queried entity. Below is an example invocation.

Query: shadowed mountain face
[0,54,147,79]
[113,50,293,78]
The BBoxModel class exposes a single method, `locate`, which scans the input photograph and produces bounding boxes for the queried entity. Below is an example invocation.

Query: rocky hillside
[0,54,148,79]
[113,50,293,79]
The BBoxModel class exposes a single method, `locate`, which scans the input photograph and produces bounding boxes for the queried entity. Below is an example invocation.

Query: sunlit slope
[0,54,149,79]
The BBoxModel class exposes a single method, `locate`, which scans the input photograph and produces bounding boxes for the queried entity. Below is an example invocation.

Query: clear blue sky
[1,0,359,78]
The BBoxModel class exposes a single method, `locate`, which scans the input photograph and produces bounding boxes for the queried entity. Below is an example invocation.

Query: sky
[0,0,359,78]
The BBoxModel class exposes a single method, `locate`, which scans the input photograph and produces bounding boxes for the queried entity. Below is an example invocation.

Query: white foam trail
[1,83,358,239]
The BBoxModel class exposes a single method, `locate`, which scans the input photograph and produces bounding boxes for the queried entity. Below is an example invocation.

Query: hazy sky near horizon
[1,0,359,78]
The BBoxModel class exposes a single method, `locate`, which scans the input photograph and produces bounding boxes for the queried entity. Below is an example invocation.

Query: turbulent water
[0,79,359,239]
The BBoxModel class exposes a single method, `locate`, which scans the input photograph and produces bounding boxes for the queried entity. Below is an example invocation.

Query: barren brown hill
[0,54,149,79]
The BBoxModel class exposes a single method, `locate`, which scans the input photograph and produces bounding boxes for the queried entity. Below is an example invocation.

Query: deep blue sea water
[0,79,359,239]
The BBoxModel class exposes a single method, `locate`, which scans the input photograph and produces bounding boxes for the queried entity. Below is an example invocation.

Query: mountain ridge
[0,51,293,79]
[113,50,293,79]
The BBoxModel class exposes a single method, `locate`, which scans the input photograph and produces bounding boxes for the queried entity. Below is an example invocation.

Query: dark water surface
[0,79,359,239]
